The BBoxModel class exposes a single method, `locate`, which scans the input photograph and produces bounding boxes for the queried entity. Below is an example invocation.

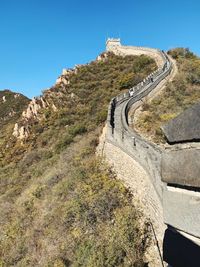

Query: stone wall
[106,41,172,202]
[103,40,200,262]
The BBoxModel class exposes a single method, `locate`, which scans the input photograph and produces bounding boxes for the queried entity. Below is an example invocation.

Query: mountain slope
[0,52,156,267]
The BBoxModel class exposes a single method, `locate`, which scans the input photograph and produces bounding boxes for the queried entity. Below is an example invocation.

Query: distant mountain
[0,89,30,127]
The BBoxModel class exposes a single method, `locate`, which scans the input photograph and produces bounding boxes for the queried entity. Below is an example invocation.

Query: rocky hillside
[134,48,200,143]
[0,90,29,158]
[0,52,156,267]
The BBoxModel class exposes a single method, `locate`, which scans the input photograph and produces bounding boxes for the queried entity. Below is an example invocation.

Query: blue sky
[0,0,200,98]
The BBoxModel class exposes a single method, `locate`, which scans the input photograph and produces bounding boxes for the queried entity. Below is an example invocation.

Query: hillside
[0,52,156,266]
[134,48,200,143]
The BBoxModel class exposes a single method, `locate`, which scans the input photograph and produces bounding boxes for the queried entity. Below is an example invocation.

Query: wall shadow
[163,227,200,267]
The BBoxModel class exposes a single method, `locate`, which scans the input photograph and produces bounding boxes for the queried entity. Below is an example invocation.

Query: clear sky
[0,0,200,98]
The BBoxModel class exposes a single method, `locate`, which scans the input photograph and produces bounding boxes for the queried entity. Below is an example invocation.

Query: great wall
[98,39,200,267]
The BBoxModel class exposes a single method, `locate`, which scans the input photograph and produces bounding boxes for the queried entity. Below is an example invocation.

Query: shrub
[19,151,41,169]
[57,117,73,127]
[55,134,73,153]
[133,55,155,72]
[168,48,195,59]
[95,109,107,124]
[119,73,135,89]
[159,113,177,122]
[68,124,87,137]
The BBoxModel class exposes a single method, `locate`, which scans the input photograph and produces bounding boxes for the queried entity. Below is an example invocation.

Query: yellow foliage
[159,113,178,122]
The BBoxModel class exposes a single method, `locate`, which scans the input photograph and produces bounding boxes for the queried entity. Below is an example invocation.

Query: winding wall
[102,39,200,266]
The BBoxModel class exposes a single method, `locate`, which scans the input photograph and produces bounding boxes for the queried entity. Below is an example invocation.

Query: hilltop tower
[106,38,121,51]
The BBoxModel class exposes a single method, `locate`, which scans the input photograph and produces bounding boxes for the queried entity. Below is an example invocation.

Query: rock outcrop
[12,95,52,139]
[11,63,82,140]
[11,53,110,140]
[13,123,30,140]
[22,97,44,120]
[96,52,108,62]
[55,64,83,86]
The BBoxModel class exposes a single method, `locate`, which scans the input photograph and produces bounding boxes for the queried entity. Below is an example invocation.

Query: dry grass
[0,53,156,266]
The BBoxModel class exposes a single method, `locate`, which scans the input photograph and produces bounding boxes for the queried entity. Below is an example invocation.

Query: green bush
[95,109,107,124]
[168,47,195,59]
[119,73,135,89]
[55,134,74,153]
[57,117,73,127]
[68,124,87,137]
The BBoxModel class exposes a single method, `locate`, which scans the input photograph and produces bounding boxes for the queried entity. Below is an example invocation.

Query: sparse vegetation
[0,53,156,166]
[0,52,156,266]
[135,48,200,143]
[0,90,30,151]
